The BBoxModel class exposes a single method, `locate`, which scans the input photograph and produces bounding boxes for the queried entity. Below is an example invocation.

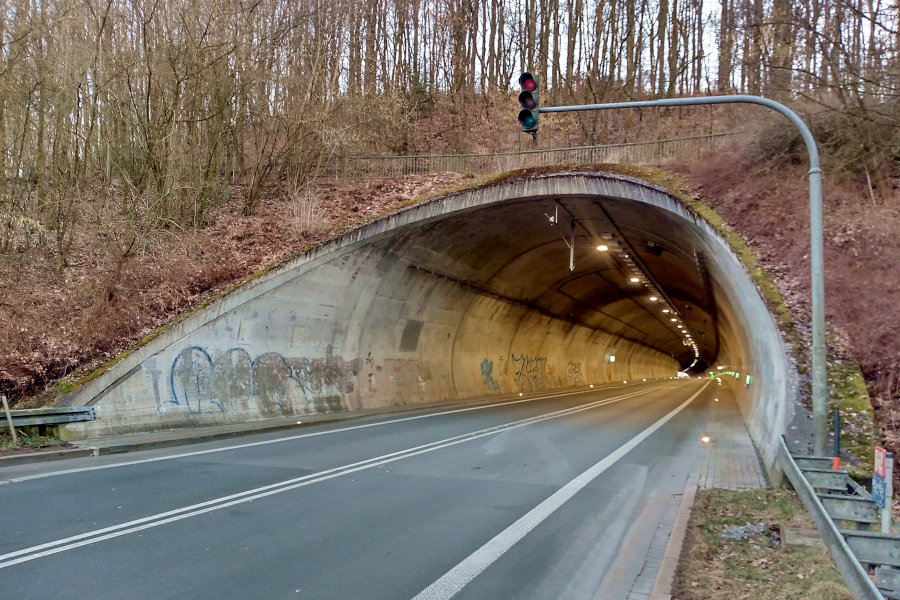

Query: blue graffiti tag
[170,346,222,414]
[480,358,499,390]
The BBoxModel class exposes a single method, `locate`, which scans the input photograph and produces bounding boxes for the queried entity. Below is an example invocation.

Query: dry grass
[0,429,70,452]
[674,489,853,600]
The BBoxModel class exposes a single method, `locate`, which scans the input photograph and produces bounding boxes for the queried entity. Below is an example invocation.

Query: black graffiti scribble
[510,353,548,391]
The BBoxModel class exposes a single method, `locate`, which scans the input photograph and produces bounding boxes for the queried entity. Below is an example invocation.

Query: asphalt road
[0,379,718,599]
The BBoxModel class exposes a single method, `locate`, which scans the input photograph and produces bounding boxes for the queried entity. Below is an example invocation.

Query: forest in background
[0,0,898,416]
[0,0,896,252]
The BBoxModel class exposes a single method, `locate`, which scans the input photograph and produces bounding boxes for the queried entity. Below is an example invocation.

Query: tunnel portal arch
[59,170,797,469]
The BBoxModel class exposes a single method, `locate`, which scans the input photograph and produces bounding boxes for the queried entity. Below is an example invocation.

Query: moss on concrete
[827,359,877,479]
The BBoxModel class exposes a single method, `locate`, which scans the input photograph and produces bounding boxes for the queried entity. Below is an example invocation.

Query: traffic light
[518,72,539,134]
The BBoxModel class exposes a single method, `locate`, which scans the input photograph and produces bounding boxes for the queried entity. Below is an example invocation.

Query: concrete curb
[5,384,628,465]
[649,481,699,600]
[0,447,96,466]
[91,417,350,455]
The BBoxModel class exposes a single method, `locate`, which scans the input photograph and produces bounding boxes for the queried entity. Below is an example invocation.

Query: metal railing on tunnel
[339,132,737,180]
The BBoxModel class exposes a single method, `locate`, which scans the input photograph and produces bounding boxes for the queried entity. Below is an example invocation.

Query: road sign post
[874,446,894,533]
[832,408,841,470]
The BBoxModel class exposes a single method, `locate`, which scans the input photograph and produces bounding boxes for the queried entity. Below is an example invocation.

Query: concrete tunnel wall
[59,171,796,471]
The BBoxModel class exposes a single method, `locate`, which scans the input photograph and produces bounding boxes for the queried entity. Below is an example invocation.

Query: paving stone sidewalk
[627,391,769,600]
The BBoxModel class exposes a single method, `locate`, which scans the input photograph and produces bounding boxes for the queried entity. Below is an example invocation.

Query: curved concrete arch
[60,170,796,470]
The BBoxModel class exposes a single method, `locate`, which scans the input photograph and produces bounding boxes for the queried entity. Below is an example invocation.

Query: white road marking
[0,385,668,569]
[411,381,711,600]
[3,385,662,484]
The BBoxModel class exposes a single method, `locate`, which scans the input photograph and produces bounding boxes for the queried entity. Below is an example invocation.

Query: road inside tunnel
[0,378,767,599]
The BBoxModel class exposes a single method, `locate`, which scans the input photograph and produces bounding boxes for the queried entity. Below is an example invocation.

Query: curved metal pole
[541,95,827,454]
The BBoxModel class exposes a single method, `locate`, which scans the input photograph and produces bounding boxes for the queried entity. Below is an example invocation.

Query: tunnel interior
[387,195,719,373]
[62,171,795,469]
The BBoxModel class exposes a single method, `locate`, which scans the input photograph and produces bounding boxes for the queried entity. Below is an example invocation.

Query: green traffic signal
[518,72,539,133]
[518,109,537,130]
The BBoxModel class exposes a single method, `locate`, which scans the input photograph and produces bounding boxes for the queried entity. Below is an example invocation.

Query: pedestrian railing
[340,132,737,180]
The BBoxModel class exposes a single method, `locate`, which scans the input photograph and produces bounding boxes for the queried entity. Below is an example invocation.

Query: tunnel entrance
[60,169,795,469]
[381,194,717,374]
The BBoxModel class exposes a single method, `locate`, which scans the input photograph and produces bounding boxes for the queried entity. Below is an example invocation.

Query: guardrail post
[2,393,18,445]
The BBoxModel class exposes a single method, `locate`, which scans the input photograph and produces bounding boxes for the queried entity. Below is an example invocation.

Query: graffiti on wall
[168,345,357,416]
[566,361,584,386]
[510,353,548,391]
[480,358,500,390]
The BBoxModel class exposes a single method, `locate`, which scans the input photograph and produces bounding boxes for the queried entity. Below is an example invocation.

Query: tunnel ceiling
[374,194,720,370]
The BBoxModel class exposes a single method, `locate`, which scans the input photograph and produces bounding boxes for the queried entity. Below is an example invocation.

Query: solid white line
[0,385,666,569]
[4,385,648,484]
[411,381,711,600]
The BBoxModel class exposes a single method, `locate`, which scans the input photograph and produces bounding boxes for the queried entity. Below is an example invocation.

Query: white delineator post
[875,446,894,533]
[885,452,895,533]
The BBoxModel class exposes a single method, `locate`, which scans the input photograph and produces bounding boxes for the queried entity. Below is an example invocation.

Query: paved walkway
[694,396,769,490]
[628,388,769,600]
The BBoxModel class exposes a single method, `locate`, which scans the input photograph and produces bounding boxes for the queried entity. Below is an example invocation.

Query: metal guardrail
[779,436,886,599]
[341,132,737,179]
[3,406,96,427]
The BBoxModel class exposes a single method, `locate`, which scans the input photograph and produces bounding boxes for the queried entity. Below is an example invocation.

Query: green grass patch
[675,489,853,600]
[0,429,66,453]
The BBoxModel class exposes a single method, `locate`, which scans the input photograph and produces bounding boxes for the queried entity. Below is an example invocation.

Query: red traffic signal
[520,72,537,92]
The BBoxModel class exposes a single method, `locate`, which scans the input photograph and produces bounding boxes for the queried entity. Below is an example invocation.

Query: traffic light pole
[540,94,827,455]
